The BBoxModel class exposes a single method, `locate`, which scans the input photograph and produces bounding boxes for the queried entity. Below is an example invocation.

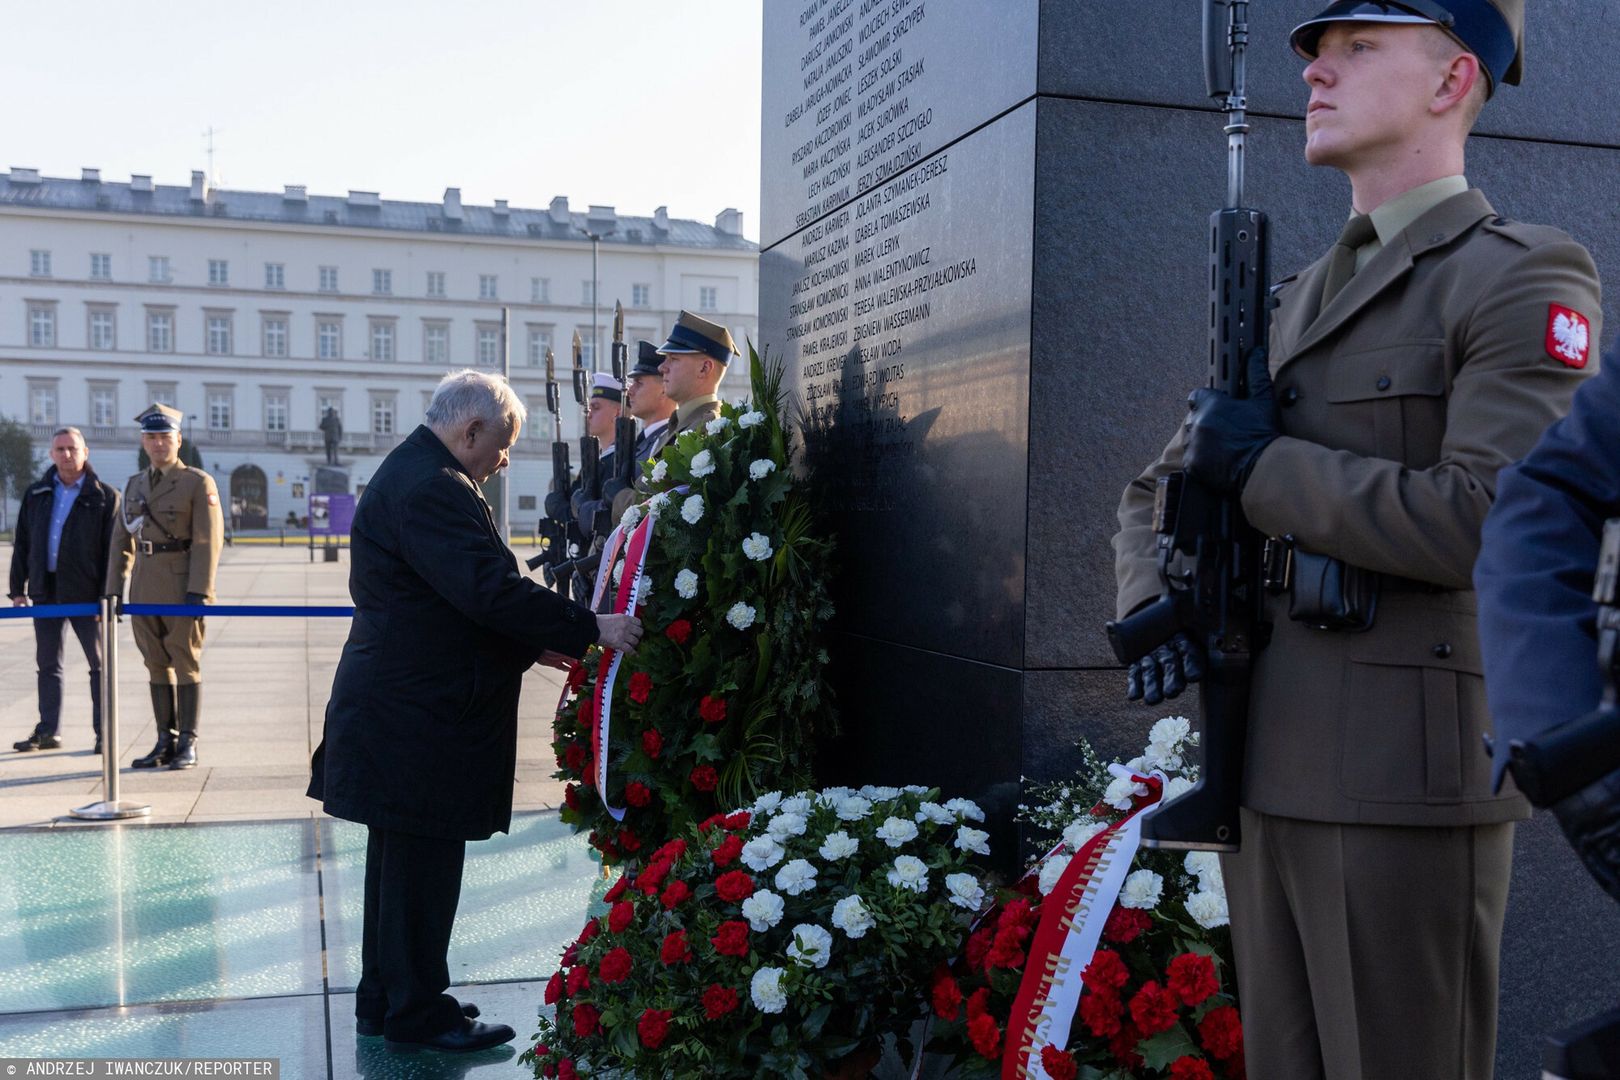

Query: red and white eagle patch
[1546,304,1591,368]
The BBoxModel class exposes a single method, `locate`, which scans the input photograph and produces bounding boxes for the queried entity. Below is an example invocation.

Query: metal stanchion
[71,597,151,821]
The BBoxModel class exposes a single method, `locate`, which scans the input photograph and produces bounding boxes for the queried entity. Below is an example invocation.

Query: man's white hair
[424,369,526,434]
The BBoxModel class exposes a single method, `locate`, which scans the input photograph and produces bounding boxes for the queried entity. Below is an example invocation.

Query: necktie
[1319,213,1378,308]
[148,468,161,489]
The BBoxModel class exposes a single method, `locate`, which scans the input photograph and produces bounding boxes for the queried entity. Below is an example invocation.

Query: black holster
[1264,536,1379,633]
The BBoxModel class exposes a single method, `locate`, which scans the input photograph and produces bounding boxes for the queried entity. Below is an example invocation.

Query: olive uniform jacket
[1114,189,1602,827]
[107,462,224,603]
[609,398,722,523]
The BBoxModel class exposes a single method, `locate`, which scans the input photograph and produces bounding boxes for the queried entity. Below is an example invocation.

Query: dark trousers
[32,577,102,739]
[355,825,467,1041]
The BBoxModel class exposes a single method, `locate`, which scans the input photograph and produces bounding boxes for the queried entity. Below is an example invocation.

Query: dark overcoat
[10,463,119,602]
[307,426,598,840]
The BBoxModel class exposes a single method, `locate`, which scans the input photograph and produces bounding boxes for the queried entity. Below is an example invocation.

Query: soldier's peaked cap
[590,372,623,402]
[136,403,183,433]
[631,340,664,378]
[1291,0,1523,94]
[656,311,740,365]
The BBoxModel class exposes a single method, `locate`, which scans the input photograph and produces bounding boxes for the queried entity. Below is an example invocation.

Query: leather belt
[137,539,191,555]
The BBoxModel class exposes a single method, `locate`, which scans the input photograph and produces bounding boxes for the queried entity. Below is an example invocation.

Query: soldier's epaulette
[1480,215,1577,251]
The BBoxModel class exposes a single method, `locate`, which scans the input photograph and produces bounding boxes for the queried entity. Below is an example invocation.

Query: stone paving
[0,543,571,829]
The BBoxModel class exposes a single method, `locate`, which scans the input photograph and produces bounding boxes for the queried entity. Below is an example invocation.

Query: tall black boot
[170,684,200,770]
[133,684,177,768]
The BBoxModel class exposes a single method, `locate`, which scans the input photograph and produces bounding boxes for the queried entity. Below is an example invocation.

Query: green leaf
[1137,1026,1199,1071]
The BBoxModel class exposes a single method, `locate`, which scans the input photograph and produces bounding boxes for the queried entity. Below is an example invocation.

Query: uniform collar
[640,417,671,439]
[150,460,182,479]
[675,394,720,429]
[1366,175,1469,249]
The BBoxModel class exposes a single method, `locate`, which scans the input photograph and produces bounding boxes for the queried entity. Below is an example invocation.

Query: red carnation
[597,946,633,984]
[565,965,590,995]
[575,699,591,725]
[628,671,653,704]
[711,920,750,957]
[641,729,663,758]
[698,813,725,833]
[616,828,641,853]
[563,742,586,773]
[661,879,692,909]
[967,1013,1001,1059]
[1040,1046,1079,1080]
[659,929,693,966]
[652,838,688,863]
[1082,949,1130,992]
[1080,987,1124,1038]
[987,922,1032,969]
[722,811,751,830]
[1168,952,1220,1007]
[1110,1022,1146,1070]
[1198,1005,1244,1060]
[701,984,740,1020]
[625,781,652,808]
[544,971,564,1005]
[576,919,600,945]
[664,619,692,645]
[567,663,588,690]
[637,1008,673,1050]
[603,876,629,903]
[560,943,579,969]
[998,898,1035,931]
[929,966,962,1021]
[636,858,671,894]
[563,784,581,811]
[1129,980,1180,1036]
[714,870,755,902]
[698,695,728,724]
[557,1061,578,1080]
[690,765,719,792]
[571,1003,600,1039]
[608,900,635,933]
[1170,1058,1215,1080]
[965,925,995,973]
[1103,905,1152,944]
[711,833,745,867]
[965,987,992,1022]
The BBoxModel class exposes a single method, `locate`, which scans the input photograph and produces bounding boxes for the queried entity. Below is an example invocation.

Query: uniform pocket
[1324,340,1448,462]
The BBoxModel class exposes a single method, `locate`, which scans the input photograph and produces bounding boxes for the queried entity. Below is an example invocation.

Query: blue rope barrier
[125,604,354,617]
[0,603,100,618]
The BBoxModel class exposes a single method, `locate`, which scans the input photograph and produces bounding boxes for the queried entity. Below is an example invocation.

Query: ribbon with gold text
[587,511,657,822]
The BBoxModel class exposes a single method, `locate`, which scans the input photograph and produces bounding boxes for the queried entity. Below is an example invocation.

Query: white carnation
[680,493,705,524]
[620,504,643,531]
[705,415,731,436]
[674,568,699,599]
[902,785,932,795]
[741,835,785,872]
[1061,820,1108,851]
[767,811,808,840]
[1162,775,1196,805]
[915,802,954,825]
[831,894,875,939]
[786,923,833,968]
[833,795,872,821]
[633,575,651,606]
[753,791,783,815]
[860,785,901,801]
[774,858,818,897]
[650,459,669,483]
[750,966,788,1014]
[741,889,786,931]
[886,854,929,893]
[954,826,991,856]
[875,816,919,848]
[1037,855,1069,897]
[649,491,671,512]
[1186,888,1230,930]
[742,532,774,561]
[818,830,859,861]
[689,449,716,477]
[1149,715,1192,749]
[1103,775,1149,811]
[749,458,777,481]
[778,794,813,816]
[739,410,766,429]
[943,798,985,822]
[1120,869,1164,911]
[1184,851,1222,884]
[726,602,756,630]
[610,559,624,586]
[946,872,987,910]
[815,787,855,805]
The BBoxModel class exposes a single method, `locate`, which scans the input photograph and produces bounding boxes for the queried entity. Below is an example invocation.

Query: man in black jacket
[9,427,119,754]
[307,369,641,1054]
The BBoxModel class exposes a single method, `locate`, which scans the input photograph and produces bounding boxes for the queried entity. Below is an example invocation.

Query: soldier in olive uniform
[1113,2,1601,1075]
[648,310,738,459]
[107,404,224,770]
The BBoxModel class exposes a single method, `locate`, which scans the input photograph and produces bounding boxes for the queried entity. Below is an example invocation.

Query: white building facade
[0,167,758,532]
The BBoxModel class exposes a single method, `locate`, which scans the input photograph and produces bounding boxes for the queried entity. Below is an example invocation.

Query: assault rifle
[1104,0,1269,852]
[531,346,574,591]
[573,329,603,515]
[601,301,639,515]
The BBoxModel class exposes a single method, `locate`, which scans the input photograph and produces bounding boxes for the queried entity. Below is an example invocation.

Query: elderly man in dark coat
[307,369,642,1054]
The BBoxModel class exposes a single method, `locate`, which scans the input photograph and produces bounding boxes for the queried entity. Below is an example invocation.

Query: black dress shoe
[357,1002,479,1037]
[13,733,62,752]
[384,1017,514,1054]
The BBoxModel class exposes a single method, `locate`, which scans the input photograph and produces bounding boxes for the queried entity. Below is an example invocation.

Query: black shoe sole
[130,760,170,769]
[383,1036,511,1055]
[357,1005,479,1038]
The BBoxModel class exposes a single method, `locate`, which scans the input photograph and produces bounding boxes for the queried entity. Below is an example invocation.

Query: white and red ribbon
[587,511,658,822]
[1002,768,1167,1079]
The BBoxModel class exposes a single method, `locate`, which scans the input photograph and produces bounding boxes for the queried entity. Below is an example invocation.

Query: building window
[526,325,552,367]
[370,319,396,361]
[371,395,396,436]
[531,277,549,303]
[424,323,449,365]
[264,393,289,432]
[263,316,289,357]
[632,284,650,308]
[372,269,392,295]
[319,266,339,292]
[149,256,171,283]
[582,280,595,305]
[207,391,233,431]
[426,271,446,298]
[147,311,174,353]
[90,254,112,281]
[208,259,229,286]
[479,274,498,300]
[317,319,342,360]
[148,383,178,409]
[29,384,58,426]
[699,286,718,312]
[28,305,56,347]
[265,263,285,289]
[90,387,117,427]
[518,494,537,511]
[477,325,501,366]
[206,314,233,355]
[30,250,51,277]
[88,309,116,350]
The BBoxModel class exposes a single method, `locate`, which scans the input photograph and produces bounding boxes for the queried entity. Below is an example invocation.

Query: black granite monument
[758,1,1620,1073]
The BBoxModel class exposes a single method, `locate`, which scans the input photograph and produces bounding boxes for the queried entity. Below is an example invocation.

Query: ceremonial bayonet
[530,346,575,590]
[603,301,639,507]
[574,330,602,508]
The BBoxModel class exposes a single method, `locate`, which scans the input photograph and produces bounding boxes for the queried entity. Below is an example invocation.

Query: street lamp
[576,224,615,373]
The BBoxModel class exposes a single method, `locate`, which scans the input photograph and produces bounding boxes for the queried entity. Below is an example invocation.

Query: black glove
[1126,632,1206,706]
[1553,767,1620,903]
[185,593,207,607]
[1184,347,1278,495]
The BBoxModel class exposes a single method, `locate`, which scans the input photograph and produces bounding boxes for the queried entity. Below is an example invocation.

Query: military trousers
[132,613,205,684]
[1220,807,1513,1080]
